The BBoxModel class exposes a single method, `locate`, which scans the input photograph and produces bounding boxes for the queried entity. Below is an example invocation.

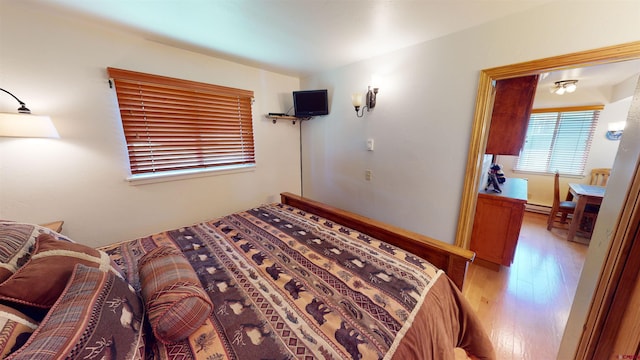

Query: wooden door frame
[591,188,640,359]
[454,41,640,359]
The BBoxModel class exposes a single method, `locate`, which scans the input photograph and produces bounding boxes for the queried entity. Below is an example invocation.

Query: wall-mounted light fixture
[606,121,626,140]
[0,87,58,138]
[352,86,379,117]
[550,80,578,95]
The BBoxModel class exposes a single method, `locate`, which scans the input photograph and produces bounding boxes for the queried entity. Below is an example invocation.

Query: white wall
[0,2,301,247]
[1,1,639,358]
[300,1,640,245]
[300,3,640,358]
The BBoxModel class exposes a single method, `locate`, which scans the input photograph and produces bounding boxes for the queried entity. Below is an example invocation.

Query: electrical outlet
[365,169,372,181]
[367,138,374,151]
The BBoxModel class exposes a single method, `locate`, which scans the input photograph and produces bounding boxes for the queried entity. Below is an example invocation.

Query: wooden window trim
[107,68,253,98]
[531,105,605,113]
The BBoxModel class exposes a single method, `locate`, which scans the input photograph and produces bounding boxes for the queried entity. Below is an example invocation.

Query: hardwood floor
[462,211,588,360]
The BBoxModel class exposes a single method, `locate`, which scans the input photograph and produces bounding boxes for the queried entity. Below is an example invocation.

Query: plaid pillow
[5,264,145,360]
[138,246,212,344]
[0,304,38,358]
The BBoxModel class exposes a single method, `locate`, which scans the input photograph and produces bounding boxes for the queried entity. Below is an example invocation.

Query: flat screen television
[293,89,329,117]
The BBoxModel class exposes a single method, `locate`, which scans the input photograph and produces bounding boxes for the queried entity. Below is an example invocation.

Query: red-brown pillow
[0,234,124,309]
[138,246,213,344]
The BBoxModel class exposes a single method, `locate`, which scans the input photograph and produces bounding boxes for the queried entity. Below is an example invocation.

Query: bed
[0,192,494,360]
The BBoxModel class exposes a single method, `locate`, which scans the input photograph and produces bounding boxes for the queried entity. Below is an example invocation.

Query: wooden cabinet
[471,178,527,268]
[485,75,538,155]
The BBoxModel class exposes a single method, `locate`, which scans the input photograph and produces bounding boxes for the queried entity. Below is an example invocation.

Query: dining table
[566,183,606,243]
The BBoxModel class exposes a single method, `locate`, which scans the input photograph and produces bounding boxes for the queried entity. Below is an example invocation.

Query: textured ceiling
[33,0,557,77]
[26,0,640,89]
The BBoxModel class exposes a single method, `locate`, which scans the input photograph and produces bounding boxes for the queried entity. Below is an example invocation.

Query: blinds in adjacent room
[107,67,255,176]
[515,106,602,176]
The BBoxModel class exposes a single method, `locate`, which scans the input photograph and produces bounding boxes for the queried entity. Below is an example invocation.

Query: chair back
[590,168,611,186]
[553,172,561,206]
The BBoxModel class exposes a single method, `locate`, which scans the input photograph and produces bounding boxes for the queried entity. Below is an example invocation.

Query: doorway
[454,41,640,358]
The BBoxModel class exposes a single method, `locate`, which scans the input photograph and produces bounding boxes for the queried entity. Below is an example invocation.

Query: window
[107,67,255,178]
[515,106,602,176]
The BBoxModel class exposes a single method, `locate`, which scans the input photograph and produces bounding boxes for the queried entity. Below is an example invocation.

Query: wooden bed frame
[280,192,475,290]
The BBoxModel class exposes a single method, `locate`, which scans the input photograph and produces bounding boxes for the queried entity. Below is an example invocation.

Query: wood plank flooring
[462,211,588,360]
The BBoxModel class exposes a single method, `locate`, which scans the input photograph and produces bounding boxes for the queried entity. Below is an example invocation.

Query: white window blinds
[107,67,255,177]
[515,106,602,176]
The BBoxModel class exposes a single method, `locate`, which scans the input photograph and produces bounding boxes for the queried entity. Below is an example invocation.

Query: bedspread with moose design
[101,203,494,360]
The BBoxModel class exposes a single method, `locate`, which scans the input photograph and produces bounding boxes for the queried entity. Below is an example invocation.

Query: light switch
[366,138,374,151]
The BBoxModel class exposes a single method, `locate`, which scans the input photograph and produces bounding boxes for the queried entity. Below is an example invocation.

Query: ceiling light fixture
[0,87,59,138]
[352,86,379,118]
[551,80,578,95]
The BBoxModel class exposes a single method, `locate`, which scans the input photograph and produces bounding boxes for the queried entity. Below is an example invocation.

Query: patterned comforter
[101,203,494,360]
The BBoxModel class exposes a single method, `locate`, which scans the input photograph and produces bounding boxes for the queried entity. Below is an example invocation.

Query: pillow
[5,264,145,360]
[0,221,72,282]
[0,233,124,308]
[138,246,213,344]
[0,304,38,358]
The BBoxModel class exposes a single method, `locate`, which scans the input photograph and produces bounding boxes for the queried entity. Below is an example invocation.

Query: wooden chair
[580,168,610,236]
[589,168,611,186]
[547,172,576,231]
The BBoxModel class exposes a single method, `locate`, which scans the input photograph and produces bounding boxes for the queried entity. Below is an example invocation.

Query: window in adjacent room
[514,105,602,176]
[107,67,255,179]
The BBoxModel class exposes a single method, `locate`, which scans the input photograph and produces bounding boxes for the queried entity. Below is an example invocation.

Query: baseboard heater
[527,203,579,223]
[525,203,551,215]
[526,203,576,221]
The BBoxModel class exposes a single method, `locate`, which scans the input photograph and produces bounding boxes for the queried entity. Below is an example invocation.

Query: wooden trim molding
[580,81,640,360]
[590,194,640,358]
[454,71,495,250]
[107,67,254,98]
[453,40,640,358]
[531,105,605,113]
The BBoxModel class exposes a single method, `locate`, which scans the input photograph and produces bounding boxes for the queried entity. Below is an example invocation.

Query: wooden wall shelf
[265,115,306,124]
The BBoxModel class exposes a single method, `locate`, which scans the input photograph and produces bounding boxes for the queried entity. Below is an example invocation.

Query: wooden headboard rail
[280,192,475,290]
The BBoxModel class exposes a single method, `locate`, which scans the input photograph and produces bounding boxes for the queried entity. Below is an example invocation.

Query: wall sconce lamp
[0,87,58,138]
[606,121,626,140]
[550,80,578,95]
[351,86,379,117]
